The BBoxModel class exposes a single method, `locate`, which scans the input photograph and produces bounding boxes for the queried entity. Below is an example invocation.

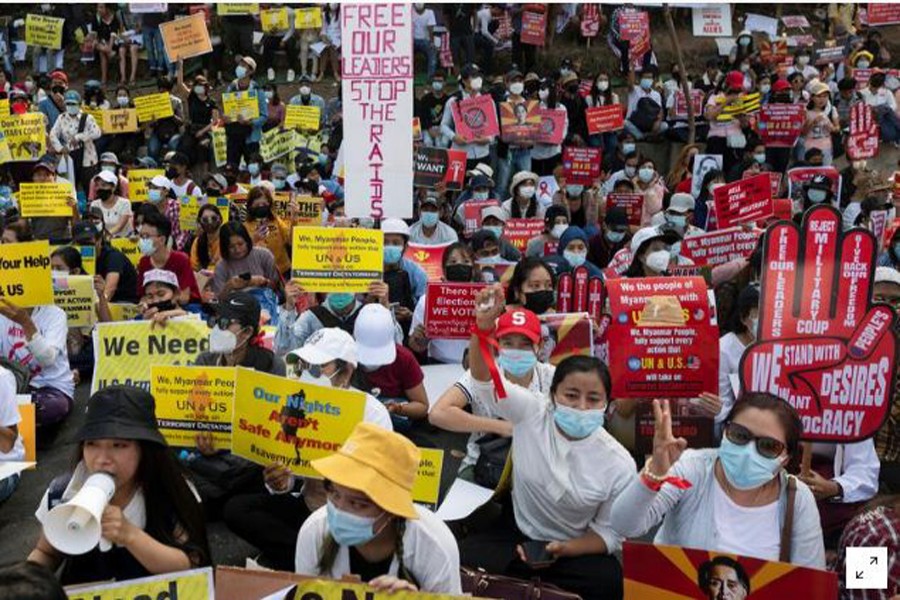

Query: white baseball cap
[353,303,397,367]
[875,266,900,287]
[287,327,358,367]
[481,206,507,223]
[96,170,118,185]
[149,175,171,190]
[143,269,179,289]
[381,218,410,238]
[667,193,695,214]
[630,225,681,254]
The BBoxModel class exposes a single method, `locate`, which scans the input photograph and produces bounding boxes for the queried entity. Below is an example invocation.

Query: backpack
[0,359,31,394]
[630,96,662,133]
[310,305,359,336]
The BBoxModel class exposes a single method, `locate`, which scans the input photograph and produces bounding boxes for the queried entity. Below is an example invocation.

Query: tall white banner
[341,4,414,219]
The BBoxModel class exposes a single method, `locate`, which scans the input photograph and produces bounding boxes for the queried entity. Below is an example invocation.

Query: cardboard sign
[17,182,73,218]
[290,227,383,293]
[452,94,500,142]
[868,2,900,25]
[217,3,259,16]
[128,169,165,203]
[673,90,705,120]
[503,218,545,252]
[692,5,732,37]
[284,104,321,131]
[618,9,651,68]
[847,102,879,160]
[90,319,211,394]
[52,274,95,328]
[623,542,838,599]
[634,399,713,455]
[759,104,805,147]
[741,205,897,442]
[407,243,449,282]
[260,127,296,163]
[606,193,644,226]
[295,7,323,29]
[681,227,761,267]
[151,365,235,447]
[25,13,64,49]
[607,276,718,398]
[500,99,540,143]
[713,173,773,229]
[231,367,365,476]
[586,105,624,134]
[534,108,566,145]
[425,282,488,339]
[581,3,601,37]
[260,7,289,33]
[134,92,174,123]
[690,154,723,199]
[222,90,260,120]
[462,200,500,235]
[291,195,324,226]
[160,12,212,61]
[207,126,226,168]
[65,568,213,600]
[413,147,467,190]
[541,312,595,365]
[111,237,140,268]
[0,113,46,162]
[0,241,52,307]
[562,146,601,186]
[101,108,139,134]
[787,166,842,205]
[521,10,546,46]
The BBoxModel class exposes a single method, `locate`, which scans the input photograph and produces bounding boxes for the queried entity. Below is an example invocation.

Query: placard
[179,196,229,233]
[868,2,900,25]
[101,108,139,134]
[222,90,260,120]
[673,90,705,120]
[17,182,73,218]
[562,146,601,186]
[712,173,773,229]
[111,237,141,268]
[691,154,723,199]
[462,199,500,235]
[424,282,488,339]
[634,399,714,455]
[521,10,546,46]
[692,5,732,37]
[25,14,64,49]
[586,105,624,134]
[413,147,467,190]
[211,127,227,167]
[500,99,540,143]
[17,402,36,464]
[260,7,289,33]
[216,3,259,16]
[128,169,165,203]
[0,113,46,162]
[65,568,214,600]
[291,194,324,226]
[534,108,566,145]
[407,243,449,282]
[52,274,95,328]
[160,12,212,61]
[134,92,174,123]
[787,166,842,205]
[151,365,234,447]
[451,94,500,142]
[260,127,296,163]
[295,7,323,29]
[847,102,879,160]
[606,193,644,226]
[503,218,545,252]
[759,103,805,147]
[814,43,848,66]
[681,227,761,267]
[290,227,383,293]
[618,9,651,68]
[284,104,321,131]
[0,241,52,307]
[581,3,601,37]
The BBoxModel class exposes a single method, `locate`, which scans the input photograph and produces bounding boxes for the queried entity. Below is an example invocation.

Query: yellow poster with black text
[260,127,296,163]
[284,104,321,131]
[91,319,210,394]
[260,7,289,32]
[287,578,479,600]
[111,237,141,268]
[222,91,260,120]
[291,227,383,293]
[0,113,46,162]
[231,368,365,477]
[151,365,235,447]
[295,7,323,29]
[216,3,259,16]
[134,92,175,123]
[17,182,73,217]
[412,448,444,506]
[52,275,96,328]
[25,14,64,49]
[129,169,165,202]
[101,109,139,134]
[65,567,213,600]
[0,241,52,307]
[212,127,227,167]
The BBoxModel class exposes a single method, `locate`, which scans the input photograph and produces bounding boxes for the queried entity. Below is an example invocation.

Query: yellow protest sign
[161,12,212,61]
[91,319,211,394]
[222,90,260,120]
[0,241,52,307]
[17,182,73,217]
[411,448,444,506]
[260,127,296,163]
[285,104,321,131]
[52,274,96,328]
[17,402,36,464]
[217,3,259,16]
[151,365,235,447]
[81,105,103,126]
[101,108,138,134]
[291,227,383,293]
[25,13,64,49]
[134,92,174,123]
[0,99,9,116]
[180,196,229,233]
[293,195,324,225]
[212,127,227,167]
[260,7,289,32]
[111,237,140,268]
[0,131,12,164]
[295,7,323,29]
[65,568,214,600]
[0,113,46,162]
[232,368,366,476]
[106,302,142,322]
[49,244,96,276]
[128,169,165,203]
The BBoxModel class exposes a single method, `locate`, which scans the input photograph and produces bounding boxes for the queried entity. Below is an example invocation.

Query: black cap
[460,63,482,80]
[470,174,493,190]
[72,221,98,244]
[78,386,166,446]
[605,207,630,228]
[506,68,524,80]
[217,292,261,330]
[169,151,190,166]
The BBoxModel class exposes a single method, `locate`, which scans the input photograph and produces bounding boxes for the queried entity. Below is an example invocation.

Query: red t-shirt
[364,344,425,399]
[137,251,201,301]
[675,177,692,195]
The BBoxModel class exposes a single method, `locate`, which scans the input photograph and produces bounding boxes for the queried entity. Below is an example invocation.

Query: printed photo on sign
[500,99,540,143]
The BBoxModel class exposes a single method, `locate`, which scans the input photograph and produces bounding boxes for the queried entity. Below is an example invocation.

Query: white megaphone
[44,472,116,555]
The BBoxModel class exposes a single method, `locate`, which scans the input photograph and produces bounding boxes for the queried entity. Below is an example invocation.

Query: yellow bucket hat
[312,422,421,520]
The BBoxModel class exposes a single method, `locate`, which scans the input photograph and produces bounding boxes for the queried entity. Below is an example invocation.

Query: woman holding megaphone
[27,386,210,584]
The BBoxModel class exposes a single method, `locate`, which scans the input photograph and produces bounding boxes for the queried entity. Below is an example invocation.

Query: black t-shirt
[97,244,139,303]
[415,92,447,130]
[349,546,394,583]
[187,93,217,130]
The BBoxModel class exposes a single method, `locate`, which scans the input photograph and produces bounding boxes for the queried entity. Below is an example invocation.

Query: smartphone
[521,540,555,567]
[240,272,252,281]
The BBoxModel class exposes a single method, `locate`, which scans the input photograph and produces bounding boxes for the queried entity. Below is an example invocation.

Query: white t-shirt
[712,478,780,561]
[295,504,462,594]
[491,376,635,552]
[412,8,436,40]
[0,368,24,462]
[90,197,133,237]
[717,332,748,424]
[0,306,74,399]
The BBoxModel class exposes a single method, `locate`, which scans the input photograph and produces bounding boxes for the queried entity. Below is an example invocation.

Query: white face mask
[469,77,483,92]
[538,88,549,100]
[209,326,238,354]
[193,85,205,96]
[797,56,810,66]
[644,249,670,273]
[117,96,129,107]
[551,223,568,239]
[509,82,524,95]
[299,86,311,96]
[299,368,336,388]
[519,185,536,199]
[596,80,609,91]
[432,81,444,92]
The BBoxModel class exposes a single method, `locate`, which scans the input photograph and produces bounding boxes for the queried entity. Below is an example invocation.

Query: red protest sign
[424,282,488,339]
[759,104,805,147]
[606,193,644,226]
[521,10,546,46]
[768,171,782,199]
[581,3,601,37]
[787,166,842,204]
[773,198,793,221]
[868,2,900,25]
[741,205,898,442]
[847,102,880,160]
[413,147,467,190]
[586,105,624,135]
[407,243,449,282]
[500,99,541,143]
[607,276,719,398]
[578,79,593,98]
[412,117,422,141]
[462,199,500,235]
[503,218,545,252]
[713,174,774,229]
[562,147,601,186]
[534,108,566,145]
[673,90,704,120]
[680,227,762,267]
[554,267,605,321]
[452,95,500,142]
[624,542,838,599]
[618,9,650,68]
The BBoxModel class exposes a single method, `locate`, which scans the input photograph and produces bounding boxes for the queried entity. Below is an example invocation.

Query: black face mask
[205,188,222,197]
[51,86,65,95]
[96,188,112,201]
[150,299,177,313]
[524,289,556,314]
[249,205,271,219]
[445,263,474,282]
[566,84,579,95]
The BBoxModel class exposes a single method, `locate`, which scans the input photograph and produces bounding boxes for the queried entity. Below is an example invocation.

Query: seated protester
[108,269,189,325]
[587,207,631,270]
[835,496,900,597]
[88,151,131,201]
[633,158,667,225]
[612,394,825,568]
[243,185,293,277]
[548,226,604,279]
[0,561,68,600]
[430,307,554,483]
[28,154,78,243]
[294,422,462,593]
[353,304,429,428]
[408,193,458,246]
[602,151,641,195]
[502,171,545,220]
[878,228,900,268]
[196,292,285,375]
[623,225,688,278]
[525,205,569,258]
[460,286,632,600]
[224,329,392,571]
[49,246,94,385]
[452,173,496,229]
[555,182,600,235]
[0,219,34,244]
[718,286,760,434]
[28,386,211,584]
[0,366,24,503]
[89,170,133,238]
[136,210,201,305]
[142,174,190,253]
[163,151,201,201]
[189,203,224,273]
[212,222,283,322]
[72,220,138,304]
[693,169,726,230]
[481,206,522,261]
[504,257,556,316]
[663,192,704,238]
[471,230,514,283]
[381,219,428,333]
[409,242,480,364]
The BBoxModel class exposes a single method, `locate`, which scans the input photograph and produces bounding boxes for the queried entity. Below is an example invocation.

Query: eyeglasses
[723,422,786,459]
[206,317,241,330]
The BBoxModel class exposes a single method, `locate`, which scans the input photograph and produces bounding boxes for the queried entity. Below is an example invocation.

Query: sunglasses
[206,317,241,330]
[200,217,220,225]
[724,422,786,459]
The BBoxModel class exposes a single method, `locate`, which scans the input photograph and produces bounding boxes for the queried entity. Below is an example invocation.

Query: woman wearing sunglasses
[611,393,825,568]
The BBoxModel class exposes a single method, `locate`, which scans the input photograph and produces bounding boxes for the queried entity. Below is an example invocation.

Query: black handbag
[474,434,512,489]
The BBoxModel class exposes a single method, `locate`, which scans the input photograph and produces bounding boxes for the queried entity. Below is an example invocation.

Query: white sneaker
[267,67,275,81]
[287,68,296,82]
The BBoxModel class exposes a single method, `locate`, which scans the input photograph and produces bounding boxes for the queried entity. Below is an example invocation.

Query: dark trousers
[511,33,536,73]
[223,492,312,572]
[225,125,258,167]
[450,33,475,69]
[222,20,254,61]
[474,33,495,74]
[531,154,561,177]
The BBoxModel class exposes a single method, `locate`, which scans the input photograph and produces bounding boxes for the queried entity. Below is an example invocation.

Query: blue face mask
[328,293,355,312]
[384,245,403,264]
[564,250,587,268]
[421,211,439,227]
[640,78,653,90]
[667,214,687,229]
[639,167,655,183]
[566,185,584,197]
[622,143,636,155]
[273,178,286,190]
[235,65,248,79]
[148,189,164,203]
[605,230,625,243]
[718,436,783,490]
[247,163,260,176]
[553,403,605,439]
[326,500,384,547]
[754,153,767,164]
[893,242,900,259]
[497,348,537,378]
[484,225,504,241]
[807,189,827,204]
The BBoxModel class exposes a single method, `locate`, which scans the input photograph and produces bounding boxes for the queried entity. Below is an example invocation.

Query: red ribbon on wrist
[470,325,506,400]
[640,472,692,492]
